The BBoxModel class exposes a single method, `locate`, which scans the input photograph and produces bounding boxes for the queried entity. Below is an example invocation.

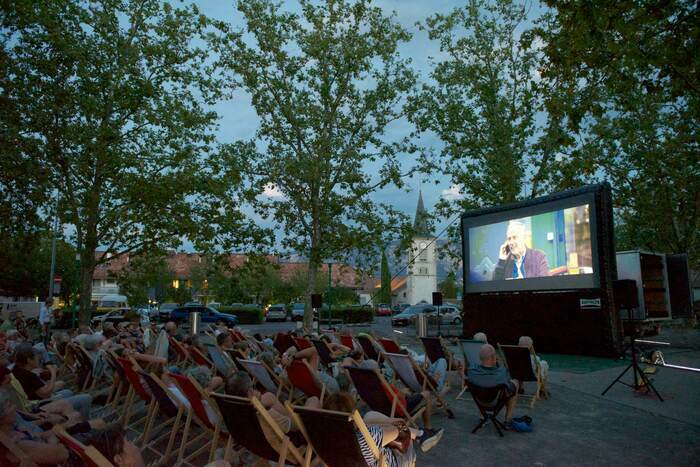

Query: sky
[184,0,472,248]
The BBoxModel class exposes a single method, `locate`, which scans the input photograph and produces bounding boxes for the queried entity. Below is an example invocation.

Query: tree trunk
[304,262,318,332]
[78,253,95,326]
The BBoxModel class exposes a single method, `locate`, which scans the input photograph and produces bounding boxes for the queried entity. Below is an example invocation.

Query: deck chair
[285,359,327,404]
[293,336,313,350]
[188,345,214,368]
[420,337,456,371]
[345,366,425,427]
[0,432,38,467]
[356,335,381,362]
[498,344,546,408]
[469,384,508,437]
[211,393,305,466]
[168,372,228,465]
[288,405,387,467]
[383,352,453,417]
[168,336,191,366]
[274,333,296,354]
[240,358,286,399]
[377,337,402,354]
[337,334,355,350]
[456,339,485,399]
[70,343,96,392]
[208,346,235,377]
[53,426,114,467]
[116,357,153,437]
[311,339,336,369]
[138,371,186,463]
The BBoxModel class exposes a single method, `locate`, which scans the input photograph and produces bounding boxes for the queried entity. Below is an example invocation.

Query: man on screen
[493,221,549,280]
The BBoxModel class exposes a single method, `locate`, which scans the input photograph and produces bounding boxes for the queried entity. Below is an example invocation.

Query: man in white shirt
[39,297,53,343]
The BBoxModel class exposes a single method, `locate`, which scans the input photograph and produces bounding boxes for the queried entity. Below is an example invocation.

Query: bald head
[165,321,178,335]
[479,344,497,367]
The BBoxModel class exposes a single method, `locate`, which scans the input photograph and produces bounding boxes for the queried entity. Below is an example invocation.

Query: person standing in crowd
[39,298,53,344]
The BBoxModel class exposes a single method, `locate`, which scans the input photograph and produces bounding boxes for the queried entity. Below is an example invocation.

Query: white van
[95,294,129,315]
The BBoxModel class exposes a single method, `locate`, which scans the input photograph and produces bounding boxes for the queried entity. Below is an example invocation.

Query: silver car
[266,304,288,322]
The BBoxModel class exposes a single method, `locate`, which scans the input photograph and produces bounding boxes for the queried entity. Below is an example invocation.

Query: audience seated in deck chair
[323,391,417,467]
[0,390,69,465]
[518,336,549,384]
[227,372,320,445]
[11,344,92,421]
[281,346,341,395]
[86,426,145,467]
[467,344,531,432]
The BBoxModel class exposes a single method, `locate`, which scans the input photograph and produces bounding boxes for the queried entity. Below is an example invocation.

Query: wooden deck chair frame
[0,432,39,467]
[169,373,228,466]
[168,336,192,367]
[116,356,154,440]
[498,344,545,408]
[211,393,305,466]
[383,351,452,415]
[456,339,486,400]
[344,366,425,428]
[69,343,97,393]
[137,371,187,464]
[187,344,214,368]
[285,403,388,467]
[53,425,115,467]
[285,359,327,405]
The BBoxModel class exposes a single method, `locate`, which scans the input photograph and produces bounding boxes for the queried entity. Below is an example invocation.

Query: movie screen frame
[462,192,600,293]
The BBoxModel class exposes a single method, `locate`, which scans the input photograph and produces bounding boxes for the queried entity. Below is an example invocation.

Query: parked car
[266,304,288,322]
[436,305,462,324]
[91,309,149,328]
[291,302,306,321]
[158,303,178,321]
[169,306,238,327]
[391,303,410,315]
[391,303,436,327]
[376,304,392,316]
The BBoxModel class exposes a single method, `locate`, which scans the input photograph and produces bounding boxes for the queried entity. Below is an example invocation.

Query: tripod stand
[601,308,663,401]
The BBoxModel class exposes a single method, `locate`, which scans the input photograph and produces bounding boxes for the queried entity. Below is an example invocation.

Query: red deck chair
[229,329,242,343]
[168,336,191,366]
[378,337,402,354]
[338,333,355,350]
[53,426,114,467]
[356,335,381,362]
[293,336,312,350]
[273,333,296,354]
[116,357,154,438]
[285,359,326,404]
[187,344,214,368]
[138,371,186,462]
[168,372,228,465]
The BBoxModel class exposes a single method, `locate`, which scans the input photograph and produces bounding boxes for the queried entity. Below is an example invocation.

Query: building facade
[406,192,437,305]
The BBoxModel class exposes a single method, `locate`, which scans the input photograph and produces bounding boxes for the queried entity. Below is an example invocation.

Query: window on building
[418,267,428,275]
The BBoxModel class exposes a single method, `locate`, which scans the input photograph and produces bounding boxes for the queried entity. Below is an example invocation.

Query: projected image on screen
[468,204,593,284]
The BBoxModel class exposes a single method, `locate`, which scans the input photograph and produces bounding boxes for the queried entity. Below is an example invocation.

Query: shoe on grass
[419,428,444,452]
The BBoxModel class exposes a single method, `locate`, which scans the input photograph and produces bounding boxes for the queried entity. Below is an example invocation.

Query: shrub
[219,304,263,324]
[319,306,373,324]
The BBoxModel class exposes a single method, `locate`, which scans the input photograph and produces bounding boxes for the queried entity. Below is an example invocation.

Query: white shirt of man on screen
[493,221,549,280]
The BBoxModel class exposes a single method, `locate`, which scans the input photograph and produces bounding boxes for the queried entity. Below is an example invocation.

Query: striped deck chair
[287,404,388,467]
[345,366,425,427]
[285,359,327,404]
[384,352,454,418]
[211,394,305,466]
[168,372,229,465]
[53,426,114,467]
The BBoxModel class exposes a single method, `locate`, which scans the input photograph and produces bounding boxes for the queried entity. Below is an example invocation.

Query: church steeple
[413,191,432,237]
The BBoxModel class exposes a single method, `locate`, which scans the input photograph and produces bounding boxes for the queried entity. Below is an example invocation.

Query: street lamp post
[48,192,59,300]
[327,262,332,329]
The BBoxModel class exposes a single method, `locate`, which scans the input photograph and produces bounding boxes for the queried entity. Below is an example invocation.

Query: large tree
[537,1,700,269]
[2,1,256,322]
[214,0,416,328]
[378,250,392,305]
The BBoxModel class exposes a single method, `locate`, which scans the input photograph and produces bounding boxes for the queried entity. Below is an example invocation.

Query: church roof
[413,191,432,237]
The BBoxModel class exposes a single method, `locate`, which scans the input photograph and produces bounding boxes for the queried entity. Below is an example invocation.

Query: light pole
[48,191,59,300]
[326,262,332,329]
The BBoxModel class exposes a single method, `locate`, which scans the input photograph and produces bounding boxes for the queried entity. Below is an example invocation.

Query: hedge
[318,306,374,324]
[218,305,263,324]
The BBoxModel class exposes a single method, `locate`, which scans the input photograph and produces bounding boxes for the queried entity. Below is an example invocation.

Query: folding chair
[208,346,235,377]
[498,344,546,407]
[288,404,388,467]
[274,333,296,354]
[53,425,115,467]
[116,356,154,437]
[311,339,336,369]
[0,432,38,467]
[240,358,287,399]
[345,366,424,427]
[337,333,355,351]
[356,335,381,362]
[211,393,305,466]
[293,336,313,350]
[168,336,191,366]
[70,343,96,392]
[456,339,485,399]
[168,372,228,465]
[469,384,508,437]
[377,337,402,354]
[188,344,214,368]
[383,352,453,417]
[285,359,327,404]
[420,337,456,371]
[138,371,186,463]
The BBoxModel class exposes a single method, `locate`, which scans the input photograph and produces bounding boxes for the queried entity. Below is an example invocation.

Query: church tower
[406,191,437,305]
